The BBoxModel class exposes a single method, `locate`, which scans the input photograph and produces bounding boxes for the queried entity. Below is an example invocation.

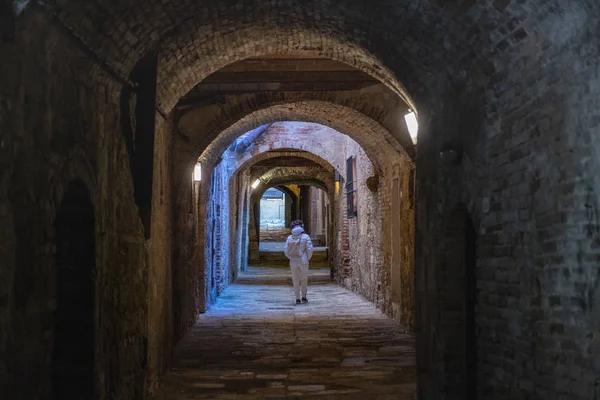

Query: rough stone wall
[0,9,152,399]
[415,15,600,400]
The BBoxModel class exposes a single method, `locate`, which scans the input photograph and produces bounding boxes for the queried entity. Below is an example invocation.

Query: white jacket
[284,226,314,264]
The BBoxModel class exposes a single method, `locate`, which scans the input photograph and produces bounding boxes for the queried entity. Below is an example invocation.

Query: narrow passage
[154,266,416,399]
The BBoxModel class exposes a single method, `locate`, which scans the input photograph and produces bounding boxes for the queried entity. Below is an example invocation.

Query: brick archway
[39,0,593,119]
[248,178,331,264]
[178,91,415,160]
[236,150,336,178]
[181,101,406,176]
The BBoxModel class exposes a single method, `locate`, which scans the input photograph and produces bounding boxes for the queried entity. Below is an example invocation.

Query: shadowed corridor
[4,1,600,399]
[154,266,416,399]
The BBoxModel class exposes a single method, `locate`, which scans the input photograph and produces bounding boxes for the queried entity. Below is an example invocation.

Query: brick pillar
[248,200,260,263]
[299,185,311,234]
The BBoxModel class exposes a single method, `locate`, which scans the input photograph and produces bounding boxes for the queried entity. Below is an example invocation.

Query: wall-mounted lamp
[193,162,202,182]
[334,171,341,182]
[251,179,261,189]
[404,111,419,145]
[439,143,462,166]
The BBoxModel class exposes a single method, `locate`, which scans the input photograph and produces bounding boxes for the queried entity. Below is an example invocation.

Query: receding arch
[50,0,587,119]
[52,179,96,400]
[184,101,408,172]
[178,91,415,157]
[236,150,336,177]
[248,178,333,264]
[252,170,333,195]
[155,28,417,112]
[276,185,298,225]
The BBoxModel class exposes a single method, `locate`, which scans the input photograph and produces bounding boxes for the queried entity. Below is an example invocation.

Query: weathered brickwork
[0,10,152,399]
[3,1,600,399]
[214,123,415,329]
[415,14,600,400]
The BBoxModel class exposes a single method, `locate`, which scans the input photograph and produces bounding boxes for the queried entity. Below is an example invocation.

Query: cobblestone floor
[259,242,328,252]
[153,266,416,400]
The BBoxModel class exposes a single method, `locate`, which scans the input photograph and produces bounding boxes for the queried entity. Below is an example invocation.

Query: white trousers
[290,261,309,300]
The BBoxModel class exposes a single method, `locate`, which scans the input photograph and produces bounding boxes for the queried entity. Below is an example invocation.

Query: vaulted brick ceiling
[177,56,380,109]
[43,0,597,112]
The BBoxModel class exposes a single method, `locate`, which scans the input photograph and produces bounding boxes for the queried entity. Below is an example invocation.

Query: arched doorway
[52,180,96,399]
[440,207,477,399]
[259,187,288,242]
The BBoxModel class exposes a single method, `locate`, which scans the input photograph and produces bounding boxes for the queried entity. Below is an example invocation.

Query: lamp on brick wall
[404,111,419,145]
[193,162,202,182]
[439,142,462,166]
[251,179,261,189]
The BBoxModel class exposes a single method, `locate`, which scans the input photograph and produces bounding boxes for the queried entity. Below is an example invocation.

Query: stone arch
[147,0,590,112]
[185,101,408,169]
[252,169,333,195]
[51,0,594,115]
[52,179,96,400]
[436,204,477,399]
[276,185,298,226]
[184,101,406,173]
[236,150,335,177]
[155,28,416,112]
[178,91,415,158]
[248,176,332,264]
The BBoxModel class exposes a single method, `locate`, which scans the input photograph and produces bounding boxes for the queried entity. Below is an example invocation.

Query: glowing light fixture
[251,179,261,189]
[404,111,419,144]
[193,162,202,182]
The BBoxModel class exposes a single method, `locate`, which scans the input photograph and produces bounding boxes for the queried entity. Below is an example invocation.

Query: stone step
[259,249,328,267]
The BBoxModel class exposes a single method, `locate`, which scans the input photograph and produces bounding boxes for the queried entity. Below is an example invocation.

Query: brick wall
[0,9,153,398]
[219,122,414,329]
[415,15,600,400]
[5,1,599,398]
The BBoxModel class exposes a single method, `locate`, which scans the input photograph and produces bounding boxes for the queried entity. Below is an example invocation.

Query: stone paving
[153,266,416,400]
[259,242,328,252]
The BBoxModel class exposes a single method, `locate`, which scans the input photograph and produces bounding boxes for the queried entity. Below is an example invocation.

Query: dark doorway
[240,192,249,271]
[464,214,477,400]
[53,180,96,400]
[441,208,477,400]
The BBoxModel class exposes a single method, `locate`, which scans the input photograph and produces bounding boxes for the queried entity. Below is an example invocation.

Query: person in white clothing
[284,220,314,305]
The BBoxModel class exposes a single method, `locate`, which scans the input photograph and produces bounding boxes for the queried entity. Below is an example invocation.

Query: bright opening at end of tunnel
[193,162,202,182]
[404,111,419,144]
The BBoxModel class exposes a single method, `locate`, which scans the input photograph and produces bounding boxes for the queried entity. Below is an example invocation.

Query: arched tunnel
[2,1,600,399]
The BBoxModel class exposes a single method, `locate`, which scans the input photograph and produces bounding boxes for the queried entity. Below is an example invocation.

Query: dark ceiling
[176,55,380,109]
